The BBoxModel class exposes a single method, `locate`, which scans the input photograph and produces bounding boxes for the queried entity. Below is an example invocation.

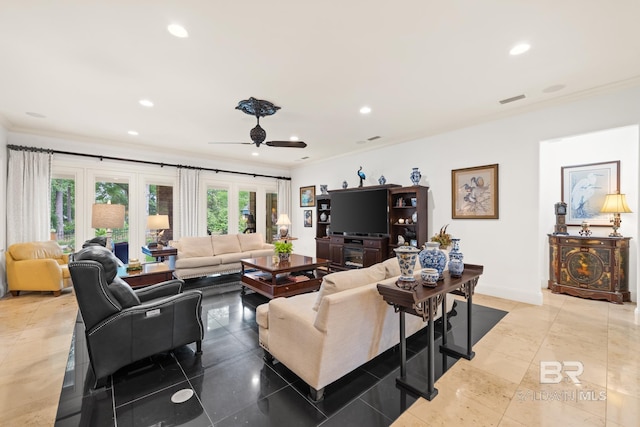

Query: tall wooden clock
[553,202,568,235]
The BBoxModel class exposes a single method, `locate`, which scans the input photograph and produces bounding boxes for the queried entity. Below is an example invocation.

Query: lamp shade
[91,203,125,229]
[600,194,632,213]
[276,214,291,225]
[147,214,170,230]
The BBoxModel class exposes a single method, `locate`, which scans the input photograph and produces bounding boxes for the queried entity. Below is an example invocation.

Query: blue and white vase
[342,180,348,189]
[394,246,421,282]
[410,167,421,186]
[378,175,386,185]
[419,242,447,280]
[448,238,464,278]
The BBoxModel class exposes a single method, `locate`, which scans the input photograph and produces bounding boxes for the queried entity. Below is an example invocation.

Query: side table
[377,264,484,400]
[142,245,177,269]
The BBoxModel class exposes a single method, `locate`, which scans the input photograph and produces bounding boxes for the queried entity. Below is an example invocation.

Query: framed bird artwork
[561,161,619,226]
[452,164,499,219]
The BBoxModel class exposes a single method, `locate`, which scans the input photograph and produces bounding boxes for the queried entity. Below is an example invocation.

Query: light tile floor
[1,289,638,426]
[393,291,640,427]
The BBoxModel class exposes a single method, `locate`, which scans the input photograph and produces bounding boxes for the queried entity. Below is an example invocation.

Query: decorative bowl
[421,268,439,284]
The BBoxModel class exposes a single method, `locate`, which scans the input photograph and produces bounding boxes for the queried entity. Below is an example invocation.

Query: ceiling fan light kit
[210,97,306,149]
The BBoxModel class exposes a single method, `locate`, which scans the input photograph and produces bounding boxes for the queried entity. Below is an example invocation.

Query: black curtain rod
[6,144,291,181]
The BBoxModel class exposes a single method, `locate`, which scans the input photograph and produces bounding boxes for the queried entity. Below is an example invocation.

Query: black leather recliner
[69,246,203,387]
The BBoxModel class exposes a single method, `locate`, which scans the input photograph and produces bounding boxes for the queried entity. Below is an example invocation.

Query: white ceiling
[1,1,640,167]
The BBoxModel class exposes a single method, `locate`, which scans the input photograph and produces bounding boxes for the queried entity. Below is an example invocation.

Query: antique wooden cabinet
[547,235,631,304]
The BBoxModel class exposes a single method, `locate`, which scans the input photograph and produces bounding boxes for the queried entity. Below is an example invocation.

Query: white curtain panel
[6,149,52,246]
[178,168,200,237]
[277,178,291,220]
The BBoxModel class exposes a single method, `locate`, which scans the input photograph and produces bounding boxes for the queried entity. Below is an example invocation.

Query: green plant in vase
[430,224,452,249]
[274,240,293,261]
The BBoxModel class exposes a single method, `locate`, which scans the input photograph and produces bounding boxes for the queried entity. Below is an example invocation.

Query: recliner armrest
[134,279,184,302]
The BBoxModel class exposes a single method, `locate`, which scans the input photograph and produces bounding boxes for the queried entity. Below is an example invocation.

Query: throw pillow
[238,233,265,251]
[212,234,242,255]
[312,263,386,311]
[382,257,401,278]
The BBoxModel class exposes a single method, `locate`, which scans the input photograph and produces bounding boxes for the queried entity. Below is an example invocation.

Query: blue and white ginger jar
[419,242,447,280]
[448,238,464,277]
[394,246,421,282]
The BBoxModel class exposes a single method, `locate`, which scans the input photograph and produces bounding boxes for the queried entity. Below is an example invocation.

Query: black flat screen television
[330,188,389,236]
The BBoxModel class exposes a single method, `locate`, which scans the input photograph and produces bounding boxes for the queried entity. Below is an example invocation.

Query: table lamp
[91,202,125,250]
[600,193,632,237]
[147,214,170,247]
[276,214,291,239]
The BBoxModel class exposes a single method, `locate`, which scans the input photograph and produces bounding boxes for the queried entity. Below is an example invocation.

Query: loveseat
[256,256,454,401]
[6,240,72,296]
[169,233,274,280]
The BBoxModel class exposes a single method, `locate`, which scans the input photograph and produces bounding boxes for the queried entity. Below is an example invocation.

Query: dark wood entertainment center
[315,184,429,271]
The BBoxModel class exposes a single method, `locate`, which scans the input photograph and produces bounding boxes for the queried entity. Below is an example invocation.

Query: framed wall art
[300,185,316,207]
[561,160,619,226]
[304,210,313,227]
[452,163,499,219]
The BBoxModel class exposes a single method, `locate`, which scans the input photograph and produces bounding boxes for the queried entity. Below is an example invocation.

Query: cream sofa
[169,233,274,280]
[256,256,454,401]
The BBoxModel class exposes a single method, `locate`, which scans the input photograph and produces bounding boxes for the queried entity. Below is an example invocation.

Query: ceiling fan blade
[265,140,307,148]
[208,142,254,145]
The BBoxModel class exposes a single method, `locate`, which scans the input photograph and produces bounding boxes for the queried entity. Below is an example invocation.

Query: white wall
[290,85,640,306]
[0,123,7,297]
[540,125,638,302]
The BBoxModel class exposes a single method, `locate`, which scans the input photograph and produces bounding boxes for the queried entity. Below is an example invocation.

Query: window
[146,184,174,245]
[50,177,76,252]
[266,191,278,243]
[94,179,129,243]
[239,190,256,233]
[207,188,228,235]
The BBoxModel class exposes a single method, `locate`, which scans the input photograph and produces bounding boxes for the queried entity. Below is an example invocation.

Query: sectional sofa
[169,233,274,280]
[256,256,455,401]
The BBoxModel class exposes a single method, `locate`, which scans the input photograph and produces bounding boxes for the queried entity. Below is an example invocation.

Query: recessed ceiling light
[127,130,139,136]
[359,106,372,114]
[25,111,46,118]
[509,43,530,56]
[167,24,188,38]
[251,152,259,156]
[290,136,299,141]
[139,99,154,107]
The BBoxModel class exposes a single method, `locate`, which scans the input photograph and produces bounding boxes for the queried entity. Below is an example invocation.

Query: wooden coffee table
[118,262,174,288]
[241,254,330,299]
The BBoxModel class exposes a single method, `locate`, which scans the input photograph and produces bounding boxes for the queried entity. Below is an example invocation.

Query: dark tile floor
[54,275,507,427]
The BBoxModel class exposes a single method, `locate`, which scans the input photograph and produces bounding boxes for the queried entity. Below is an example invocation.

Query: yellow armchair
[6,241,72,297]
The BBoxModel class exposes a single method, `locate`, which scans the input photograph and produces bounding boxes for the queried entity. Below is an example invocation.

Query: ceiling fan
[209,97,307,148]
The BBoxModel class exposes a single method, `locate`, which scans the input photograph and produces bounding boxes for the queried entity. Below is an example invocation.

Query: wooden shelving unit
[389,186,429,251]
[315,194,331,260]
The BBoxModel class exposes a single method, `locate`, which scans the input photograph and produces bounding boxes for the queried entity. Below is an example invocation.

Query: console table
[377,264,483,400]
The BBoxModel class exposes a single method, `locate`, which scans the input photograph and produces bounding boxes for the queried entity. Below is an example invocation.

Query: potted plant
[274,240,293,261]
[430,225,452,249]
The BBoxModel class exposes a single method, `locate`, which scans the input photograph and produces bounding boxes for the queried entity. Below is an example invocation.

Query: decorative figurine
[320,184,328,195]
[357,166,366,187]
[579,220,592,236]
[342,180,348,189]
[378,175,386,185]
